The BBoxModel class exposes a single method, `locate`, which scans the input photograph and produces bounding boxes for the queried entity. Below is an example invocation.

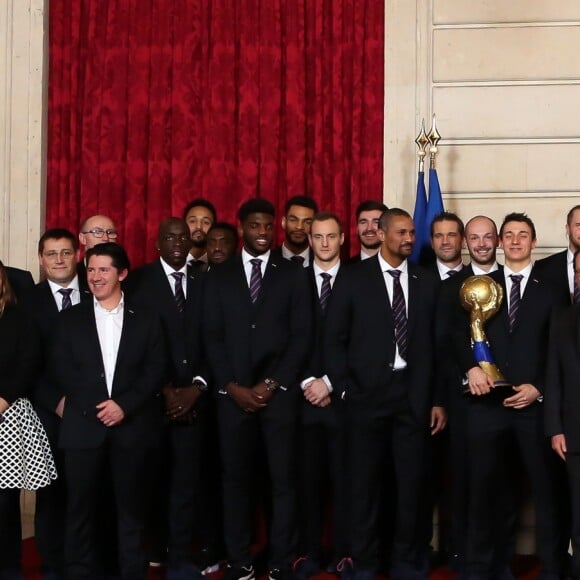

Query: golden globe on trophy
[460,275,511,390]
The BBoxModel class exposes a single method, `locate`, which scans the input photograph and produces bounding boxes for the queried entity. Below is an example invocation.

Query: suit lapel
[407,266,419,336]
[111,305,135,392]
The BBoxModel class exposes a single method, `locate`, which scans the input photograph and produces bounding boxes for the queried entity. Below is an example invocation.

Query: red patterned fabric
[47,0,384,265]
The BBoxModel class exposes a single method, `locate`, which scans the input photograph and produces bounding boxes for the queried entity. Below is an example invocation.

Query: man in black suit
[293,212,349,579]
[52,243,166,579]
[128,218,208,579]
[272,195,318,266]
[325,208,445,580]
[20,228,91,579]
[535,204,580,303]
[435,215,501,572]
[204,198,312,580]
[546,250,580,579]
[348,200,388,262]
[183,198,217,271]
[4,265,34,299]
[453,213,569,580]
[77,214,119,282]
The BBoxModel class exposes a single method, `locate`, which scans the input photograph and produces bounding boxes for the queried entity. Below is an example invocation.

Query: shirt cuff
[321,375,333,393]
[300,376,316,390]
[191,375,207,386]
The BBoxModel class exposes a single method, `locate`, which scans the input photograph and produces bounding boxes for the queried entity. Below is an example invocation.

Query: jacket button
[251,324,256,329]
[182,359,187,364]
[100,373,105,378]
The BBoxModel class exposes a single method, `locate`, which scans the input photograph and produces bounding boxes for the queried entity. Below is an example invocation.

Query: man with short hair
[325,208,444,580]
[77,215,118,281]
[294,212,350,579]
[183,198,217,271]
[20,228,91,578]
[273,195,318,266]
[434,215,501,572]
[204,198,312,580]
[535,204,580,303]
[52,243,166,579]
[206,222,239,266]
[349,200,388,261]
[428,212,464,279]
[453,213,569,579]
[128,218,207,579]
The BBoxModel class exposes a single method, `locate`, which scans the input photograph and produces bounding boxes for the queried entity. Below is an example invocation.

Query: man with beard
[325,208,444,580]
[204,198,311,580]
[183,198,217,272]
[535,204,580,303]
[349,200,389,262]
[428,212,464,279]
[272,196,318,266]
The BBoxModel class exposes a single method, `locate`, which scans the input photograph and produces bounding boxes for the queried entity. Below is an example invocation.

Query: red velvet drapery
[47,0,384,265]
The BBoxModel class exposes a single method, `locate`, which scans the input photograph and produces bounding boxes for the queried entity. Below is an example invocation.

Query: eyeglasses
[162,234,190,243]
[82,228,118,239]
[43,249,76,260]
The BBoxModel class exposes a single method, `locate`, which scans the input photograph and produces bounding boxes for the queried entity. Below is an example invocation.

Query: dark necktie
[388,269,408,360]
[291,255,305,265]
[447,270,457,277]
[249,259,262,304]
[190,259,205,272]
[574,274,580,305]
[508,274,523,331]
[58,288,73,310]
[171,272,186,313]
[319,272,332,312]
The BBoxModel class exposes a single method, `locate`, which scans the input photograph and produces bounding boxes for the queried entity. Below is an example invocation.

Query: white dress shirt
[160,258,188,299]
[503,263,533,309]
[48,276,81,311]
[471,261,499,275]
[281,243,310,266]
[241,248,269,285]
[94,295,124,397]
[436,260,463,280]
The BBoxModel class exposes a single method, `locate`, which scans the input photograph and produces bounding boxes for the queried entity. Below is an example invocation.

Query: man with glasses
[20,228,92,579]
[77,215,119,282]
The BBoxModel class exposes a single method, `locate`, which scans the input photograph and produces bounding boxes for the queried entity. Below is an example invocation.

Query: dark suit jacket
[127,260,206,387]
[20,279,92,419]
[203,253,312,390]
[534,249,570,302]
[302,264,345,400]
[545,305,580,451]
[5,266,34,300]
[0,305,39,403]
[324,256,441,422]
[453,267,568,394]
[52,300,166,449]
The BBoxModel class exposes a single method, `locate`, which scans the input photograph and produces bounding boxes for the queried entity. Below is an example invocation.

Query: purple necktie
[574,275,580,305]
[508,274,523,332]
[291,255,305,266]
[388,269,408,360]
[58,288,73,310]
[171,272,186,313]
[249,259,262,304]
[319,272,332,312]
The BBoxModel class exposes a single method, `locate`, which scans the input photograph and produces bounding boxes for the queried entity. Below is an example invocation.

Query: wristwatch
[192,379,208,392]
[264,377,280,392]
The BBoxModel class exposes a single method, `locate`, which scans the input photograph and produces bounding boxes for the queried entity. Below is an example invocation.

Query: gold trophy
[460,275,510,389]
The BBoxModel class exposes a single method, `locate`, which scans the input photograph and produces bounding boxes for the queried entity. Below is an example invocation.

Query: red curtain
[47,0,384,265]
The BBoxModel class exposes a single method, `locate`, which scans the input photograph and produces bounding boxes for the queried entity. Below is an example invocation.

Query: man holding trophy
[453,213,569,580]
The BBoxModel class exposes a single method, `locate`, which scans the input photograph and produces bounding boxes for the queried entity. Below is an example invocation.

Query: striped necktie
[388,269,408,360]
[319,272,332,312]
[249,259,262,304]
[171,272,186,313]
[508,274,523,331]
[58,288,73,310]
